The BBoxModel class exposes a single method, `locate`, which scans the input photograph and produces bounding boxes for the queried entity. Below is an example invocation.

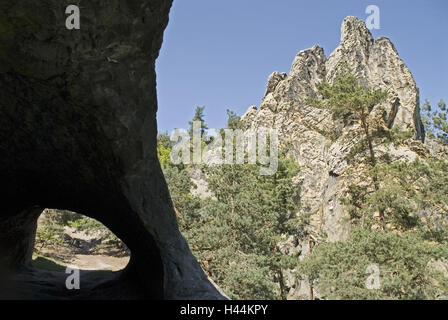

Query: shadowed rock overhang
[0,0,224,300]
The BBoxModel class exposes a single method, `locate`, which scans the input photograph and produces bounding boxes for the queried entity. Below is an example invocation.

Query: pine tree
[196,151,300,299]
[299,228,448,300]
[307,69,388,167]
[163,165,201,231]
[422,99,448,144]
[225,109,242,130]
[307,69,391,225]
[341,157,448,234]
[301,84,448,299]
[188,106,208,137]
[158,108,302,299]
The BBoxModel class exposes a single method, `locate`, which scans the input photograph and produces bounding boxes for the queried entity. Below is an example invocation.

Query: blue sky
[156,0,447,133]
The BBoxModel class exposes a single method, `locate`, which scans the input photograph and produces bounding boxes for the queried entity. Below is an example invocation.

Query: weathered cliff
[241,16,433,299]
[0,0,223,299]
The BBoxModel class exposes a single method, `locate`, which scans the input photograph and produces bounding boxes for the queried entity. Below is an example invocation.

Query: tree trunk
[361,117,385,229]
[308,237,314,300]
[277,268,287,300]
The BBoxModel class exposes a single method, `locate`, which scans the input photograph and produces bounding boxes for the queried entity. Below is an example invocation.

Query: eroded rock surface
[241,17,430,299]
[0,0,223,299]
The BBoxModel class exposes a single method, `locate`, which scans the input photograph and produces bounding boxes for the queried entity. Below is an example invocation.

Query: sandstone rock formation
[241,16,430,299]
[0,0,223,299]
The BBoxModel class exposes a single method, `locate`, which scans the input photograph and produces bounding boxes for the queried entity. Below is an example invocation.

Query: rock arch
[0,0,223,299]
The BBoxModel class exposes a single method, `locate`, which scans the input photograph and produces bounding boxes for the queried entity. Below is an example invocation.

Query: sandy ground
[66,254,129,271]
[35,226,130,272]
[35,245,130,271]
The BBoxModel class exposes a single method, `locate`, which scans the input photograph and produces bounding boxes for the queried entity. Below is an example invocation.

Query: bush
[299,228,448,300]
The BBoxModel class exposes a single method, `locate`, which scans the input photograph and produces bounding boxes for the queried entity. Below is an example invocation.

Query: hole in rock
[0,208,154,300]
[329,171,340,178]
[33,209,130,273]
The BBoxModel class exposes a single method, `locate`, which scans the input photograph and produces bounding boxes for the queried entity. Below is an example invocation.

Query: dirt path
[67,254,129,271]
[35,218,131,272]
[35,241,130,272]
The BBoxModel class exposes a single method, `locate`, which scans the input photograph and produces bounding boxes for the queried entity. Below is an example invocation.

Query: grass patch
[31,254,67,272]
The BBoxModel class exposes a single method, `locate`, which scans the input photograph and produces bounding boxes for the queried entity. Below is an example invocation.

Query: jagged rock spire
[242,16,425,244]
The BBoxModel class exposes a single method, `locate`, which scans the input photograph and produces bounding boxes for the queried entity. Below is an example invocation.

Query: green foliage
[310,69,428,230]
[187,153,300,300]
[44,209,81,226]
[34,209,127,258]
[157,131,188,170]
[343,158,448,233]
[301,74,448,300]
[387,126,415,146]
[157,139,172,169]
[157,132,172,149]
[158,113,301,299]
[422,99,448,144]
[307,69,388,167]
[35,227,64,252]
[162,165,201,231]
[67,218,105,232]
[34,209,73,252]
[159,102,448,300]
[188,106,209,137]
[308,70,388,124]
[218,109,244,152]
[208,251,280,300]
[376,159,448,230]
[299,228,448,300]
[225,109,243,130]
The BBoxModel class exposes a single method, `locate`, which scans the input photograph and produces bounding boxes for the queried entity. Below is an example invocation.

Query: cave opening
[0,0,224,300]
[0,207,163,300]
[33,209,130,274]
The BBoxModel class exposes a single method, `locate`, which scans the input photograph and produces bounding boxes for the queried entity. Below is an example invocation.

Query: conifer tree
[307,69,389,224]
[307,69,388,167]
[188,106,208,137]
[422,99,448,144]
[299,228,448,300]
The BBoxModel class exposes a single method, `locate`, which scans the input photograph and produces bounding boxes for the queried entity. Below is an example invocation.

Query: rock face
[241,17,427,299]
[0,0,223,299]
